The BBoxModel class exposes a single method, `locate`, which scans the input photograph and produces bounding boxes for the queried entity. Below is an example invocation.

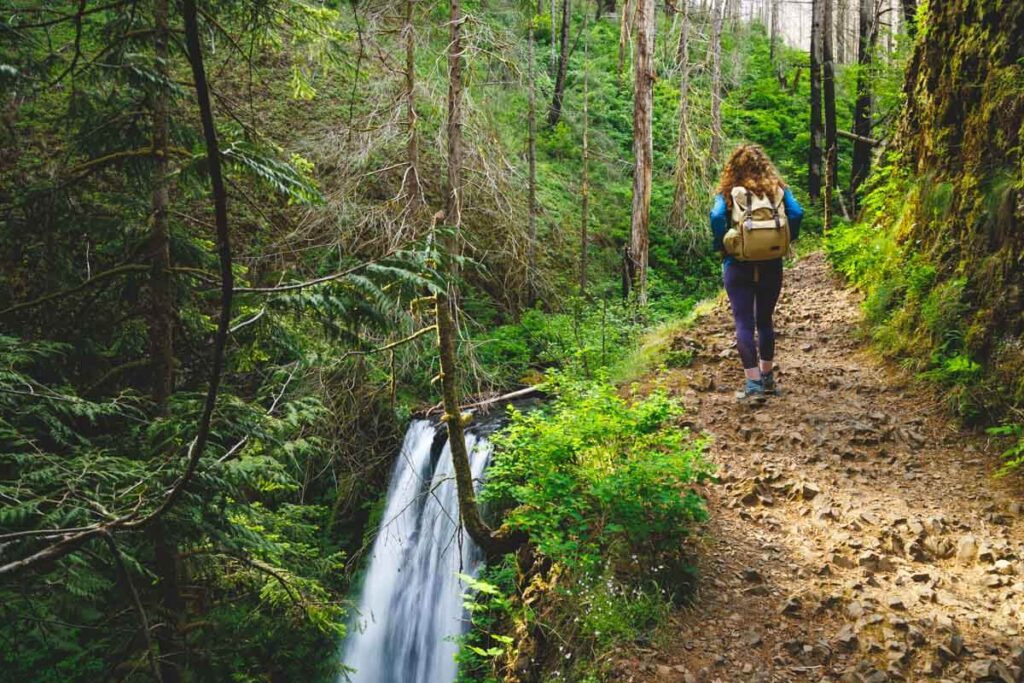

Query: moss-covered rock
[828,0,1024,420]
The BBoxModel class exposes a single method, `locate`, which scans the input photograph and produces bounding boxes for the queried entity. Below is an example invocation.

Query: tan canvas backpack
[723,185,789,261]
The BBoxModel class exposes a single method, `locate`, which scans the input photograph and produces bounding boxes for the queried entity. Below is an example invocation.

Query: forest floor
[625,252,1024,683]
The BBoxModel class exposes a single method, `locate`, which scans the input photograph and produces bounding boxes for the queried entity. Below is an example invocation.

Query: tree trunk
[671,0,691,230]
[434,292,499,553]
[617,0,634,82]
[629,0,654,305]
[836,0,847,64]
[823,0,838,194]
[149,0,173,414]
[901,0,916,36]
[580,14,590,295]
[443,0,488,550]
[151,522,184,683]
[149,4,184,680]
[441,0,522,559]
[709,0,723,163]
[527,20,538,306]
[597,0,616,19]
[404,0,422,205]
[769,0,779,64]
[849,0,876,210]
[547,0,572,127]
[809,0,823,200]
[446,0,464,235]
[551,0,558,66]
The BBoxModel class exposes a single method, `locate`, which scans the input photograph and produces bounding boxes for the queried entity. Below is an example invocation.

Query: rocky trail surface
[629,253,1023,683]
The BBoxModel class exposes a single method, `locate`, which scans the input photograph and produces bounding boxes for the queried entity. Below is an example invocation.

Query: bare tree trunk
[527,20,538,306]
[769,0,779,63]
[671,0,691,231]
[823,0,837,229]
[849,0,876,210]
[580,12,590,295]
[629,0,654,305]
[809,0,823,200]
[446,0,464,236]
[404,0,422,205]
[547,0,572,127]
[836,0,847,63]
[709,0,723,163]
[617,0,634,82]
[823,0,838,193]
[551,0,558,66]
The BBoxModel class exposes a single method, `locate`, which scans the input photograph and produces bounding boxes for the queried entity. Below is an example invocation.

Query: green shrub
[482,373,711,573]
[988,423,1024,476]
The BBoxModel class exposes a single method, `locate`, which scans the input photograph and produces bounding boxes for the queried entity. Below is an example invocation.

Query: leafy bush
[988,423,1024,476]
[457,374,709,681]
[482,373,711,572]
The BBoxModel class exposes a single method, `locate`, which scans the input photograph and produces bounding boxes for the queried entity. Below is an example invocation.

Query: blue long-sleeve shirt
[710,187,804,265]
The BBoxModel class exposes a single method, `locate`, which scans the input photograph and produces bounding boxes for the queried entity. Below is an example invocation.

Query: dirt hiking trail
[631,252,1024,683]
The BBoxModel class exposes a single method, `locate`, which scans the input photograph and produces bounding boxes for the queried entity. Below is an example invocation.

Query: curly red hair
[717,144,786,210]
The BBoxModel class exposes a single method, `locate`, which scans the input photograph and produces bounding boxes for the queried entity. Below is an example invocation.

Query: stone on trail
[967,659,1016,683]
[957,534,980,564]
[949,632,966,657]
[780,595,802,616]
[992,559,1016,575]
[738,567,763,583]
[836,625,859,651]
[886,596,906,611]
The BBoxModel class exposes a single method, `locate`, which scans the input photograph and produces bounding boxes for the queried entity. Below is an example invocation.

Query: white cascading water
[341,419,493,683]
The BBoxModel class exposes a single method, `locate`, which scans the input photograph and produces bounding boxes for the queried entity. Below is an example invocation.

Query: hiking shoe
[762,371,777,395]
[736,378,766,405]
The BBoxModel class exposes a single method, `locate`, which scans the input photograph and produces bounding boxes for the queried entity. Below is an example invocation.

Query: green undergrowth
[457,374,711,681]
[826,157,1024,473]
[825,152,993,419]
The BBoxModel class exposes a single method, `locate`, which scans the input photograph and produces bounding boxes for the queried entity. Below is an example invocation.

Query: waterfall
[341,419,493,683]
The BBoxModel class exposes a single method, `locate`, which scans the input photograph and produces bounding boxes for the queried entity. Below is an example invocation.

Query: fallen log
[837,129,881,146]
[418,384,545,418]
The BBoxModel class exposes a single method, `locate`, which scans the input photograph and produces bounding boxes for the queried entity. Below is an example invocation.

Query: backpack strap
[744,189,753,230]
[772,190,783,229]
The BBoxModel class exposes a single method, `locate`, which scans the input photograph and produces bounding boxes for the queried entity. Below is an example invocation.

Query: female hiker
[709,143,804,401]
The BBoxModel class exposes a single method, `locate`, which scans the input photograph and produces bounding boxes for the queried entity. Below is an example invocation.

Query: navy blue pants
[723,259,783,370]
